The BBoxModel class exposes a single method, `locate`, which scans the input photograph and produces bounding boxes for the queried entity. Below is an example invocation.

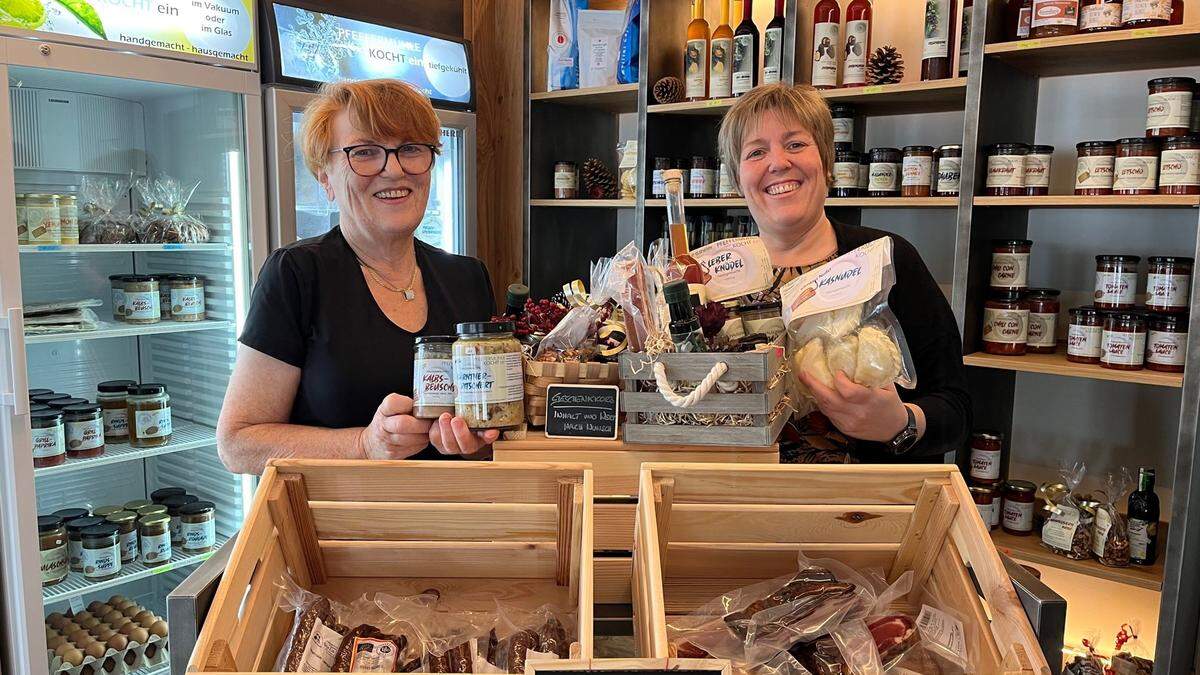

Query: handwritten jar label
[1146,91,1192,132]
[1148,330,1186,366]
[987,155,1026,189]
[833,161,860,188]
[1102,329,1146,366]
[1147,272,1190,310]
[1160,149,1200,187]
[1027,312,1058,348]
[832,117,854,145]
[1068,324,1103,358]
[1076,155,1115,189]
[81,543,119,580]
[182,518,216,550]
[118,529,138,563]
[1003,499,1034,532]
[902,156,933,187]
[140,531,171,564]
[414,358,455,407]
[32,425,64,459]
[1114,156,1159,191]
[1080,2,1122,29]
[990,253,1029,289]
[1095,271,1137,306]
[1042,504,1081,551]
[868,163,899,191]
[66,417,104,452]
[103,408,128,440]
[40,546,68,584]
[1024,153,1052,188]
[125,290,161,321]
[936,157,962,195]
[969,446,1001,481]
[983,307,1028,344]
[171,286,206,317]
[135,408,173,439]
[1125,0,1174,24]
[454,353,523,404]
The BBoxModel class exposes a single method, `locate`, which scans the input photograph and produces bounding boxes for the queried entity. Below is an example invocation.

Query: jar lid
[989,290,1026,302]
[902,145,934,153]
[1076,140,1116,150]
[108,274,130,282]
[105,511,137,525]
[554,160,576,167]
[163,494,199,509]
[28,388,53,397]
[455,320,514,336]
[415,335,456,345]
[505,283,529,305]
[150,487,186,503]
[38,515,64,532]
[1029,145,1054,154]
[991,143,1029,153]
[1070,305,1102,318]
[1004,480,1037,494]
[1096,254,1141,264]
[65,516,104,532]
[663,280,691,304]
[124,499,153,511]
[170,274,203,283]
[829,103,856,115]
[31,410,63,423]
[63,403,102,415]
[1148,255,1194,265]
[98,380,136,393]
[938,144,962,151]
[835,148,860,160]
[123,275,157,283]
[1163,134,1200,147]
[1027,287,1061,298]
[93,505,123,518]
[29,404,50,413]
[53,508,90,522]
[48,397,88,409]
[992,239,1033,247]
[967,485,994,497]
[1148,76,1197,88]
[127,383,166,396]
[868,147,901,157]
[140,513,171,527]
[81,523,120,539]
[1116,136,1160,147]
[137,505,168,517]
[179,500,216,515]
[1151,313,1186,329]
[31,393,69,403]
[972,431,1003,442]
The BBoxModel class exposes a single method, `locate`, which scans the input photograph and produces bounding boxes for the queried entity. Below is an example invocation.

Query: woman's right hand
[357,394,434,460]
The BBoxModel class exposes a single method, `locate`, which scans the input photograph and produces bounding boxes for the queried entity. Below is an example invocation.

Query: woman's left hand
[429,413,500,456]
[798,370,914,442]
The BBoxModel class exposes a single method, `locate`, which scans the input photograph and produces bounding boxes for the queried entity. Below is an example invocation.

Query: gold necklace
[358,257,418,301]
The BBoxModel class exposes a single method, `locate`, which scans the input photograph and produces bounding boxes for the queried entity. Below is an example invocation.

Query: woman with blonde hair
[718,83,970,462]
[217,79,498,474]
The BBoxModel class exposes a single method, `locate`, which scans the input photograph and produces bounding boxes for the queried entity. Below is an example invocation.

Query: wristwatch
[888,405,919,455]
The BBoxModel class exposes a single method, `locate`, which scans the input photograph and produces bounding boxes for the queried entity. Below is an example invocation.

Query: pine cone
[582,158,618,199]
[653,76,684,104]
[867,45,904,85]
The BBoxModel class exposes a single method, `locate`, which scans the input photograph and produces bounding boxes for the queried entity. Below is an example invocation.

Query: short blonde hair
[717,83,835,191]
[299,79,441,177]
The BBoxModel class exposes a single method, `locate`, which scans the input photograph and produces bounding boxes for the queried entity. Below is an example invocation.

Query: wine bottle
[664,280,707,353]
[504,283,529,318]
[763,0,785,84]
[811,0,841,89]
[959,0,973,75]
[921,0,959,81]
[1128,466,1160,566]
[686,0,710,101]
[843,0,872,87]
[732,0,759,96]
[710,0,734,98]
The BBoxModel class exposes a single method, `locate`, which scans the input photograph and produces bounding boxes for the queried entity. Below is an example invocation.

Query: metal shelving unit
[42,535,230,604]
[24,320,233,345]
[33,421,216,478]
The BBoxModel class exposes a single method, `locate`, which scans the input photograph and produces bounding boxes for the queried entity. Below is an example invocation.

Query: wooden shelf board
[985,26,1200,76]
[643,197,957,208]
[529,199,636,208]
[529,84,639,113]
[975,195,1200,208]
[819,78,968,114]
[992,528,1164,591]
[644,198,747,207]
[963,351,1184,388]
[646,97,736,116]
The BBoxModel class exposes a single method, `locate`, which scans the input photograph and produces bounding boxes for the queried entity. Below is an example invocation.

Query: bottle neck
[743,0,754,21]
[1139,471,1156,493]
[775,0,785,16]
[694,0,705,20]
[720,0,730,24]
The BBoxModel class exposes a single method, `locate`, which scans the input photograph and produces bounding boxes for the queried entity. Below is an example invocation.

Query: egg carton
[47,635,168,675]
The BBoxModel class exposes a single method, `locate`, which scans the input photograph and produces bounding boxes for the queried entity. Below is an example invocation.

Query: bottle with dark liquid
[504,283,529,319]
[732,0,759,96]
[1127,466,1160,565]
[921,0,958,81]
[763,0,785,84]
[664,280,707,353]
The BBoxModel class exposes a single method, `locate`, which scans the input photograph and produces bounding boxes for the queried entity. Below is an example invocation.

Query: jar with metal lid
[58,195,78,246]
[1031,0,1079,37]
[1114,137,1161,195]
[935,145,962,196]
[47,397,87,410]
[137,504,168,519]
[63,403,104,459]
[105,511,139,564]
[969,432,1003,485]
[93,505,123,519]
[31,410,65,468]
[452,322,525,430]
[831,149,861,198]
[1160,135,1200,195]
[1024,145,1054,195]
[1075,141,1117,195]
[718,162,739,198]
[901,146,934,197]
[179,500,217,553]
[970,486,998,531]
[81,523,121,581]
[1002,480,1038,536]
[38,516,68,587]
[139,513,172,566]
[122,276,161,325]
[32,392,69,406]
[1147,77,1196,137]
[25,194,60,244]
[1080,0,1122,30]
[553,161,578,199]
[1147,256,1192,313]
[1095,254,1140,309]
[1124,1,1173,27]
[652,157,671,198]
[986,143,1028,196]
[127,383,171,448]
[1026,288,1061,354]
[15,194,27,244]
[65,516,102,572]
[169,275,206,322]
[990,239,1032,291]
[1147,313,1187,373]
[108,274,128,322]
[27,388,51,399]
[1102,312,1148,370]
[983,291,1029,355]
[830,103,856,148]
[688,156,717,199]
[413,336,456,419]
[164,494,198,545]
[53,507,89,522]
[151,487,186,504]
[1068,306,1105,363]
[97,379,135,443]
[122,499,151,512]
[867,148,902,197]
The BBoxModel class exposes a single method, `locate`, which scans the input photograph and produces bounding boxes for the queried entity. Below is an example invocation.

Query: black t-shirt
[238,227,495,459]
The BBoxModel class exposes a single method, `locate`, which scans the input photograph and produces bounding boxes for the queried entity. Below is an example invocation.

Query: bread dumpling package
[782,237,916,395]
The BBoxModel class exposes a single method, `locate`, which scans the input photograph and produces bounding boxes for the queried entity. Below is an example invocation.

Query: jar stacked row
[37,487,214,587]
[411,321,527,430]
[649,157,740,200]
[108,274,206,324]
[827,103,963,199]
[1012,0,1183,39]
[29,382,174,467]
[15,194,79,245]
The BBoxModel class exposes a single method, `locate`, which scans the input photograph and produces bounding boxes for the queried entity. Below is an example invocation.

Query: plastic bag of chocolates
[1093,469,1133,567]
[134,175,210,243]
[78,176,136,244]
[1041,461,1094,560]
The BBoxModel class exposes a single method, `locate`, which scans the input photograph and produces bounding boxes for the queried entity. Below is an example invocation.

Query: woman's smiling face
[738,111,828,238]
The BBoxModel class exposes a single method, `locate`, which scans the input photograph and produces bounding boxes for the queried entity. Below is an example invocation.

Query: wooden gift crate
[528,658,731,675]
[525,359,620,426]
[619,349,788,447]
[189,461,594,673]
[632,464,1050,675]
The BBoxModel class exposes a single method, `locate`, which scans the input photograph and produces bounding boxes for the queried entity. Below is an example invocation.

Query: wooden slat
[228,534,287,668]
[927,539,1005,672]
[320,540,558,578]
[202,639,237,672]
[594,502,635,550]
[621,391,771,414]
[974,194,1199,208]
[669,503,914,544]
[663,543,899,578]
[654,478,675,575]
[662,578,783,615]
[575,472,595,658]
[251,602,297,672]
[963,351,1183,387]
[623,422,780,448]
[267,473,326,585]
[595,557,633,604]
[528,658,730,674]
[899,483,959,590]
[494,431,781,453]
[557,478,581,586]
[636,469,669,658]
[620,352,773,381]
[889,478,953,583]
[492,450,777,496]
[309,501,558,541]
[646,463,949,504]
[311,577,572,613]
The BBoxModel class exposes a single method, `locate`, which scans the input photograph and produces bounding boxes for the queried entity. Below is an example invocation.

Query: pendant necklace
[358,257,418,301]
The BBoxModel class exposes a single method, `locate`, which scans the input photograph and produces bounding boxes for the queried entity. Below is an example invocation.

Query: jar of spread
[983,291,1029,355]
[93,505,123,519]
[31,410,65,468]
[139,513,172,566]
[832,149,861,198]
[1160,135,1200,195]
[15,194,26,245]
[1002,480,1038,536]
[25,194,59,244]
[719,162,739,198]
[127,383,172,448]
[122,276,161,325]
[990,239,1032,291]
[1080,0,1122,30]
[169,275,206,322]
[1114,137,1161,195]
[867,148,902,197]
[1095,255,1140,309]
[452,322,525,430]
[1024,145,1054,195]
[151,486,186,504]
[969,432,1004,485]
[105,511,138,564]
[1124,0,1174,27]
[97,379,135,443]
[1068,306,1106,363]
[81,523,121,581]
[136,504,168,519]
[1147,77,1196,137]
[31,392,68,407]
[1147,313,1187,372]
[689,156,717,199]
[1031,0,1080,37]
[1102,311,1148,370]
[986,144,1028,196]
[163,494,199,545]
[38,515,68,587]
[553,161,578,199]
[179,500,217,553]
[1027,288,1061,354]
[1147,256,1192,313]
[108,275,127,322]
[831,104,856,148]
[1075,141,1117,195]
[58,195,78,246]
[901,146,934,197]
[935,145,962,196]
[63,403,105,459]
[652,157,670,199]
[413,336,456,419]
[123,499,152,512]
[65,516,102,572]
[970,486,998,531]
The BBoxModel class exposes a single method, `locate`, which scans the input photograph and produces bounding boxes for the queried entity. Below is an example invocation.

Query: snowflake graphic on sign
[282,9,352,80]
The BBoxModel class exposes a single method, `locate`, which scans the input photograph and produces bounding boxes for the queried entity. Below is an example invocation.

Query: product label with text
[1114,156,1159,191]
[1147,91,1192,131]
[67,418,103,452]
[983,307,1029,345]
[990,252,1029,289]
[1102,329,1146,366]
[81,543,119,580]
[171,286,206,317]
[732,34,755,95]
[1160,149,1200,187]
[1027,312,1057,348]
[1148,330,1186,366]
[1075,155,1116,189]
[135,408,172,439]
[140,531,171,564]
[843,20,869,85]
[1080,3,1122,29]
[1024,153,1052,188]
[454,353,523,404]
[763,26,783,84]
[182,518,216,550]
[1147,272,1190,309]
[868,162,899,191]
[936,157,962,194]
[414,358,455,407]
[685,38,707,99]
[32,425,64,459]
[923,0,952,60]
[1032,0,1080,27]
[710,37,733,98]
[987,155,1026,188]
[812,22,839,87]
[1095,271,1137,305]
[1068,324,1103,358]
[902,155,933,187]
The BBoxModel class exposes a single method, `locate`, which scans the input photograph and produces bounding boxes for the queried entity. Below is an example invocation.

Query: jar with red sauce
[1147,256,1193,313]
[1031,0,1079,37]
[1079,0,1122,31]
[969,432,1004,485]
[1102,311,1148,371]
[31,410,65,468]
[1068,306,1105,364]
[1027,288,1061,354]
[1147,313,1188,373]
[1159,135,1200,195]
[1146,77,1196,138]
[1024,145,1053,196]
[902,146,934,197]
[970,485,998,531]
[1114,137,1161,195]
[986,143,1028,196]
[1094,254,1140,309]
[983,291,1029,355]
[990,239,1032,291]
[1002,480,1037,536]
[1123,0,1174,27]
[1075,141,1116,195]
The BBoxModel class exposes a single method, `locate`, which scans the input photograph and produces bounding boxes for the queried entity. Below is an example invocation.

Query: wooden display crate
[188,460,594,673]
[525,359,621,427]
[632,463,1050,674]
[528,658,731,675]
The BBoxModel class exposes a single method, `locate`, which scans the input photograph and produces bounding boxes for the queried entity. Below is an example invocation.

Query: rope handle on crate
[653,360,729,408]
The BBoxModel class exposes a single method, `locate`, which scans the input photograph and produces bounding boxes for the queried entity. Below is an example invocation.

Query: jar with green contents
[38,516,68,587]
[138,513,172,566]
[127,383,171,448]
[163,494,198,546]
[105,511,138,564]
[452,322,525,430]
[80,523,121,581]
[179,500,216,553]
[65,516,102,572]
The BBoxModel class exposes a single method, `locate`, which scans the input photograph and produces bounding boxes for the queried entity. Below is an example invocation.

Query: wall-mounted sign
[0,0,256,63]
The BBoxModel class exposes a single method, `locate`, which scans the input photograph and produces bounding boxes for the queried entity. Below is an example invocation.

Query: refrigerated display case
[0,8,268,675]
[260,1,476,254]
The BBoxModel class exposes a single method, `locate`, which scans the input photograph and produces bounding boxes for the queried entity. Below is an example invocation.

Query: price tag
[863,85,883,95]
[706,98,728,107]
[1131,28,1160,38]
[1016,40,1040,49]
[37,245,62,251]
[68,596,85,614]
[544,384,620,440]
[162,243,184,250]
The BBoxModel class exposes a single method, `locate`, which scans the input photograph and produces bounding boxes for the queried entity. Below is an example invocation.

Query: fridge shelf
[25,320,234,345]
[43,535,230,604]
[19,243,230,254]
[34,421,216,478]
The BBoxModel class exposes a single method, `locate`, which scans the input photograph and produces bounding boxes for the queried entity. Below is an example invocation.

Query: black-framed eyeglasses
[332,143,439,177]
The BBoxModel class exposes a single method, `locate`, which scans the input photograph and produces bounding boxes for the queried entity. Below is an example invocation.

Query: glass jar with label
[986,143,1028,196]
[38,515,68,587]
[901,146,934,197]
[1102,311,1148,371]
[127,383,172,448]
[108,274,128,322]
[15,194,26,244]
[1114,137,1161,195]
[1002,480,1037,536]
[832,149,862,198]
[65,516,102,572]
[1027,288,1061,354]
[1024,145,1053,195]
[97,380,135,443]
[163,494,198,546]
[553,161,578,199]
[56,194,79,246]
[718,162,739,198]
[124,499,152,512]
[137,504,168,519]
[1075,141,1117,195]
[452,321,525,430]
[122,276,161,325]
[153,273,173,313]
[105,511,138,564]
[1159,135,1200,195]
[138,513,172,566]
[1067,306,1105,363]
[1147,313,1187,373]
[651,157,670,199]
[179,501,217,553]
[935,145,962,196]
[25,194,60,244]
[688,157,717,199]
[867,147,901,197]
[969,432,1003,485]
[63,403,105,459]
[1031,0,1079,37]
[1124,0,1174,27]
[970,486,997,530]
[983,291,1029,355]
[413,336,456,419]
[31,410,65,468]
[990,239,1032,291]
[169,275,206,322]
[47,397,87,411]
[831,104,856,148]
[1080,0,1123,30]
[1095,254,1140,309]
[1147,255,1192,313]
[81,523,121,581]
[1147,77,1196,137]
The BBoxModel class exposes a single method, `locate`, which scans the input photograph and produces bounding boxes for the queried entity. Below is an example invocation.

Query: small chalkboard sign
[544,384,620,440]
